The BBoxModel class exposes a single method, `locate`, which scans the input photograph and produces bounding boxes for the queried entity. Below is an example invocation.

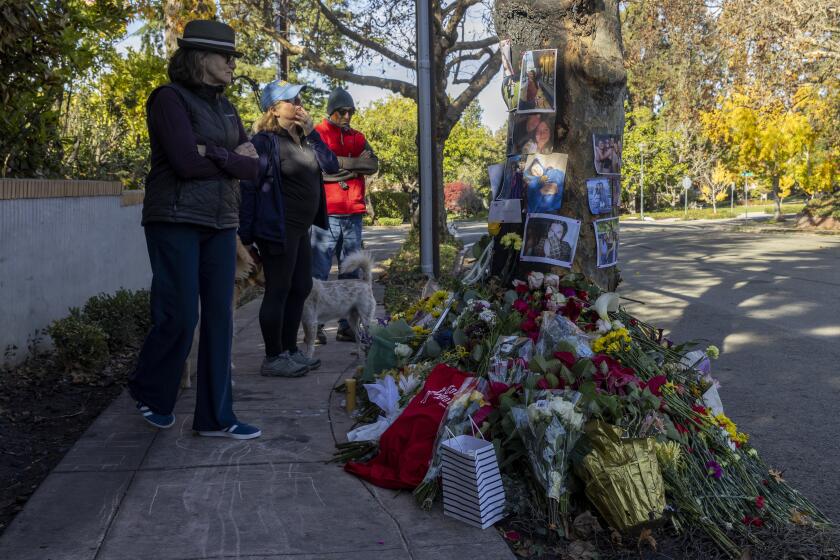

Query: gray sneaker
[260,353,308,377]
[289,350,321,370]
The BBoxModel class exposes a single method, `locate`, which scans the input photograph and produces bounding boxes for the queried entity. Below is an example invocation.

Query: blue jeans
[128,223,237,431]
[311,214,364,281]
[311,214,364,330]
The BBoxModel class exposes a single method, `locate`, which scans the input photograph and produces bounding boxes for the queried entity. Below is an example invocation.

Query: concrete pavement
[0,228,513,560]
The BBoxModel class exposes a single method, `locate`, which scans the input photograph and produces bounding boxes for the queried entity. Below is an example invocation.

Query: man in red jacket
[311,87,379,343]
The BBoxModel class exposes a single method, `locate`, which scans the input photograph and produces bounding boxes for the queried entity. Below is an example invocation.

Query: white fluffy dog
[301,251,377,359]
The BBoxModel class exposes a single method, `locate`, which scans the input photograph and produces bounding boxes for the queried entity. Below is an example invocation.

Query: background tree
[493,0,626,290]
[235,0,502,231]
[0,0,134,177]
[702,89,815,219]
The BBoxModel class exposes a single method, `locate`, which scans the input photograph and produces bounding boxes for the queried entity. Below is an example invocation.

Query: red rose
[515,284,529,294]
[755,496,765,509]
[553,351,577,368]
[520,318,537,333]
[512,299,529,313]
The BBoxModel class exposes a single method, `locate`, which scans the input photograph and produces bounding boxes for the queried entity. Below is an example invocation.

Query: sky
[119,19,510,132]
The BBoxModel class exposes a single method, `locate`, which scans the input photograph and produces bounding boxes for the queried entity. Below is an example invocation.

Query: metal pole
[416,0,435,277]
[684,187,688,217]
[731,183,734,212]
[744,177,748,221]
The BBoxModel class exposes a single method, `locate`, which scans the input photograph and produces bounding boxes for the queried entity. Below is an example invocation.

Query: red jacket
[315,119,370,215]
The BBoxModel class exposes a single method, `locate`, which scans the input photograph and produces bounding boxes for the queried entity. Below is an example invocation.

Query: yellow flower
[591,328,631,354]
[488,222,501,236]
[500,233,522,251]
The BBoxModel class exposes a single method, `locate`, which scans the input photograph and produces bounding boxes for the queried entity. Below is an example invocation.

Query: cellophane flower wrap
[509,390,586,530]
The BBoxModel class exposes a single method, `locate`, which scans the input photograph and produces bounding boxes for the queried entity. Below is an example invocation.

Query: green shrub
[82,289,151,350]
[370,190,411,221]
[803,192,840,220]
[376,217,404,226]
[47,310,110,373]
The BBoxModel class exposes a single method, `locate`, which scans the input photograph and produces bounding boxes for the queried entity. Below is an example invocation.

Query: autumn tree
[702,90,815,219]
[493,0,626,290]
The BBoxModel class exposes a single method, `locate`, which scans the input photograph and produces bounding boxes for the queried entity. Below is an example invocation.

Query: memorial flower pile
[340,268,831,558]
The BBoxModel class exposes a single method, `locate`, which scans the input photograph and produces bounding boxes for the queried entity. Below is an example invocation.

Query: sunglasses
[336,108,355,117]
[282,97,303,106]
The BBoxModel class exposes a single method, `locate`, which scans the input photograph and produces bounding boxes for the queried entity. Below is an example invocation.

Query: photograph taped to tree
[593,133,622,176]
[488,163,505,199]
[525,152,568,213]
[516,49,557,113]
[594,217,619,268]
[498,155,525,200]
[510,113,555,155]
[500,39,519,111]
[520,213,580,269]
[586,177,613,214]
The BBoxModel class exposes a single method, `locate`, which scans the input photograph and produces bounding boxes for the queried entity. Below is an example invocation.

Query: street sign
[741,171,754,177]
[681,176,692,190]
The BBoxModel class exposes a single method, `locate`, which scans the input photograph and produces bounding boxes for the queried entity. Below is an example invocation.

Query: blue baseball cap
[259,80,305,112]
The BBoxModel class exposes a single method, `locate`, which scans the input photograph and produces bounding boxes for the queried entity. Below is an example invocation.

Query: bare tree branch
[452,36,499,51]
[444,48,501,131]
[257,17,419,99]
[443,0,484,41]
[314,0,415,69]
[445,48,492,73]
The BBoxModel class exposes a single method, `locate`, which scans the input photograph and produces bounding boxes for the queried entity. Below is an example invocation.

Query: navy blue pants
[128,222,237,431]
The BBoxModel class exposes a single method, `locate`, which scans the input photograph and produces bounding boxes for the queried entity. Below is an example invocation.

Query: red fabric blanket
[344,364,473,489]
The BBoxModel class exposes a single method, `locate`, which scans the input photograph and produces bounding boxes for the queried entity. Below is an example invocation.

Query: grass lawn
[622,202,806,221]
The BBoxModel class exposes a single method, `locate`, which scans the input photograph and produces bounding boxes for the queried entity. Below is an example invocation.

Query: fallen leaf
[567,540,599,560]
[740,548,753,560]
[637,527,657,551]
[571,511,602,540]
[790,509,809,525]
[610,529,622,546]
[769,468,785,483]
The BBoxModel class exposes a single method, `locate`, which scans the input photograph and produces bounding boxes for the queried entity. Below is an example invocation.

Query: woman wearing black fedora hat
[128,20,262,439]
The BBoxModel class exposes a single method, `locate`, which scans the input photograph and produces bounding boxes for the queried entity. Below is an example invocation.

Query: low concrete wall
[0,179,151,362]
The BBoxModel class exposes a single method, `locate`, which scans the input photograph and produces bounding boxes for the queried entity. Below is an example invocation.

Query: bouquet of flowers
[509,390,586,535]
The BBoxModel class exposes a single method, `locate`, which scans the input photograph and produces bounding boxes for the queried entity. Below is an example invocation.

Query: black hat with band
[177,20,243,58]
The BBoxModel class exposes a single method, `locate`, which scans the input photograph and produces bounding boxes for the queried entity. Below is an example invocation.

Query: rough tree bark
[493,0,626,291]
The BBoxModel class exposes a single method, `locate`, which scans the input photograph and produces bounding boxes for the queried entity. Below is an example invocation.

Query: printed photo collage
[490,43,623,269]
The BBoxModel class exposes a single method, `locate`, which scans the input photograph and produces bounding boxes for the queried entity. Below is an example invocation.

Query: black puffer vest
[142,83,241,229]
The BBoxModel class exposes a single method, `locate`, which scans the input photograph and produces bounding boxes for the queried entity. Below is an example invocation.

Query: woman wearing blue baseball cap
[129,20,262,440]
[239,81,339,377]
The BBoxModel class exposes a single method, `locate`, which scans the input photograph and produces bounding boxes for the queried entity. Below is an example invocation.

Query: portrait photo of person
[592,133,623,176]
[586,177,613,214]
[520,213,580,268]
[511,113,555,155]
[516,49,557,113]
[524,152,568,213]
[593,217,619,268]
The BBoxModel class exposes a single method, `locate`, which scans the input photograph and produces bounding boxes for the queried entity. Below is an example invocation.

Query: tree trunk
[493,0,626,291]
[771,175,784,220]
[164,0,184,56]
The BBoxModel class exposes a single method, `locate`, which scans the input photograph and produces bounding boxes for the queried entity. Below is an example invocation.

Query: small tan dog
[301,251,377,360]
[180,238,263,388]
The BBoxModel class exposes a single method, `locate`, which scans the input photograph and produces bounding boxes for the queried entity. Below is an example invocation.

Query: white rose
[528,271,545,290]
[394,343,413,358]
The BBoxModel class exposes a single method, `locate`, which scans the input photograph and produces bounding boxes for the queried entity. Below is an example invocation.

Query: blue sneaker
[197,422,262,440]
[136,401,175,429]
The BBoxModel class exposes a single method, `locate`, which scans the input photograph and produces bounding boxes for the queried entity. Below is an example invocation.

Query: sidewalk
[0,289,514,559]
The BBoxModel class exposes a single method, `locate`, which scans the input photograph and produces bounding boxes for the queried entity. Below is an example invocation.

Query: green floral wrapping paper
[578,420,666,531]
